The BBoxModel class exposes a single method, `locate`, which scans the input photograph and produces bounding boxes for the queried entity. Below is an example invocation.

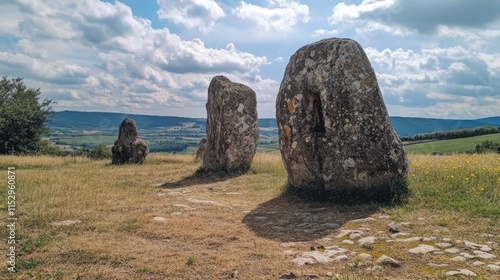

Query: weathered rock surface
[203,76,259,173]
[276,38,408,200]
[112,118,149,164]
[194,138,207,162]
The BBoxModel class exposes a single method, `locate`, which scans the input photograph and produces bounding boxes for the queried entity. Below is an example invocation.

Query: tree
[0,76,54,154]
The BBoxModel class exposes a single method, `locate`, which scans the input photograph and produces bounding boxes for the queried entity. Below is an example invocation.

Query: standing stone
[202,76,259,173]
[111,118,149,164]
[194,138,207,162]
[276,38,408,201]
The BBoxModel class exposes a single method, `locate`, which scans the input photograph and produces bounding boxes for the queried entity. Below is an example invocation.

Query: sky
[0,0,499,119]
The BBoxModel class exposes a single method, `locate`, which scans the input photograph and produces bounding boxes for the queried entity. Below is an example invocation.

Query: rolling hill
[48,111,500,138]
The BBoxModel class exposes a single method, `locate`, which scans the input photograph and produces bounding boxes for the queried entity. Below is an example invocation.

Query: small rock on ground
[488,264,500,272]
[464,241,492,252]
[50,220,81,226]
[473,250,496,259]
[450,256,467,262]
[427,263,448,268]
[279,272,297,279]
[444,247,461,254]
[435,242,452,248]
[445,269,477,277]
[408,244,440,254]
[152,216,167,223]
[358,236,377,246]
[375,255,401,267]
[366,265,384,273]
[357,253,373,261]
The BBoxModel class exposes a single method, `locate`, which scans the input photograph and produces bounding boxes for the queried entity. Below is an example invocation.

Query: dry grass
[0,153,498,279]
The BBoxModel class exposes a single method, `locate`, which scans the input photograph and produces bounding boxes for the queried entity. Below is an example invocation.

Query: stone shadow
[160,170,241,189]
[242,194,384,242]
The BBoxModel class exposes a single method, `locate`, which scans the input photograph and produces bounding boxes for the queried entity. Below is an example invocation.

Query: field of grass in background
[406,154,499,218]
[404,133,500,154]
[0,152,498,279]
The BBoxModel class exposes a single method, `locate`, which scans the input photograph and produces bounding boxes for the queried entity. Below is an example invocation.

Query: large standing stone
[112,118,149,164]
[202,76,259,173]
[276,38,408,200]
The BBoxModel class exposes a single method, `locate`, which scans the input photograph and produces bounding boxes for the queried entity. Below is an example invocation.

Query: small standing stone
[112,118,149,164]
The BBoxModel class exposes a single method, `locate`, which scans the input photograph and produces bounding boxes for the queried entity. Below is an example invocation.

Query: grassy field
[404,133,500,154]
[0,153,499,279]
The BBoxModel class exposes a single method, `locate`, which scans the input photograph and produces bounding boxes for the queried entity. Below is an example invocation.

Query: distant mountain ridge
[49,111,500,137]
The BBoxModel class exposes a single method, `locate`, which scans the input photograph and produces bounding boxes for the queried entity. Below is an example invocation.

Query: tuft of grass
[19,234,52,254]
[185,256,197,266]
[249,152,286,176]
[17,258,43,271]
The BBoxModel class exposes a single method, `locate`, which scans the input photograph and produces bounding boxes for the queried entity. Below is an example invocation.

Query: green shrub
[87,144,112,160]
[475,140,500,153]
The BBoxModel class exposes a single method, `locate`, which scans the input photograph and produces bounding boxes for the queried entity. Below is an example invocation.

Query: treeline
[148,140,189,153]
[37,140,112,159]
[38,139,199,158]
[401,125,500,142]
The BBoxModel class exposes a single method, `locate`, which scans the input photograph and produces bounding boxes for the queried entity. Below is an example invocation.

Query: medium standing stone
[194,138,207,162]
[112,118,149,164]
[276,38,408,201]
[202,76,259,173]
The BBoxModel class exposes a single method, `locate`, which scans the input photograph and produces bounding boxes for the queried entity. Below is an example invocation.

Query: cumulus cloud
[328,0,500,35]
[390,0,500,34]
[233,0,310,32]
[0,0,272,117]
[312,29,338,38]
[365,46,499,118]
[157,0,226,33]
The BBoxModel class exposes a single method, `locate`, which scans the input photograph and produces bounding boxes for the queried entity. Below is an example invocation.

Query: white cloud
[233,0,310,32]
[328,0,397,24]
[0,0,273,117]
[328,0,500,35]
[312,29,338,38]
[157,0,226,33]
[364,45,500,118]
